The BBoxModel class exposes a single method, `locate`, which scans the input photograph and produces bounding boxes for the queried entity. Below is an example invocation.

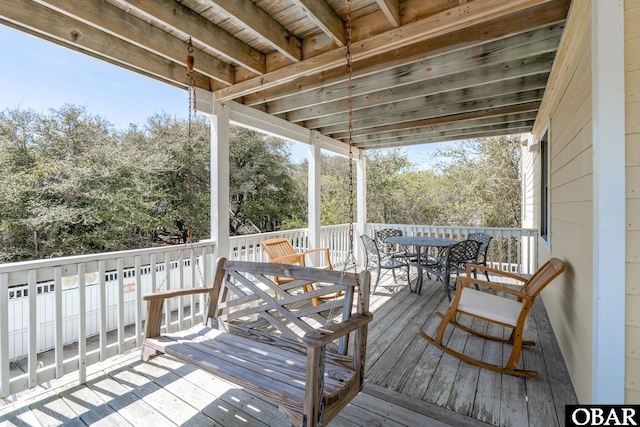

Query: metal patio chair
[360,234,410,294]
[466,232,493,281]
[420,239,480,300]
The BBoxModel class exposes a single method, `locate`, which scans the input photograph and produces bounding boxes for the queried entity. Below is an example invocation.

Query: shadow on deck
[0,270,577,427]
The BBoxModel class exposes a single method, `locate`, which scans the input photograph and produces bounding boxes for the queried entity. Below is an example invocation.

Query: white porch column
[308,131,322,266]
[209,101,231,260]
[356,151,367,266]
[591,0,625,403]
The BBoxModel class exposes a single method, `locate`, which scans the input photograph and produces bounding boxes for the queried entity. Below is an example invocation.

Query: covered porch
[5,0,619,420]
[0,224,575,425]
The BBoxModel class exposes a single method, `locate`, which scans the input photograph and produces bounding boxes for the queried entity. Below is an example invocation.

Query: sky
[0,24,446,167]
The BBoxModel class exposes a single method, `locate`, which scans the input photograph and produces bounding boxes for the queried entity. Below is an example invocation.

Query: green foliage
[364,136,521,228]
[0,103,522,262]
[228,127,298,232]
[0,107,300,261]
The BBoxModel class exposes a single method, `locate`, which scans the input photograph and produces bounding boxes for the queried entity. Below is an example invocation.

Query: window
[540,130,549,242]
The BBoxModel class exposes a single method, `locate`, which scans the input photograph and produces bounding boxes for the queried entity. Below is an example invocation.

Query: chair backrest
[467,232,492,258]
[446,240,481,264]
[360,235,381,262]
[523,257,565,297]
[375,228,402,253]
[261,238,297,262]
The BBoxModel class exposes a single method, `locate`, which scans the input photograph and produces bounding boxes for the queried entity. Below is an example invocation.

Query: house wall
[523,0,593,402]
[525,0,640,403]
[626,0,640,404]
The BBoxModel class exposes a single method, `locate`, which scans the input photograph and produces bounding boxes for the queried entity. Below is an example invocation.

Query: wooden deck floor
[364,271,578,427]
[0,271,577,427]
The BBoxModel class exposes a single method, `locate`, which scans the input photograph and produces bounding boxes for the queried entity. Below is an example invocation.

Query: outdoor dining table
[385,235,458,294]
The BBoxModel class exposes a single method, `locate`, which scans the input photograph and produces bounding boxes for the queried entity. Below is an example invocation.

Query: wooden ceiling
[0,0,571,150]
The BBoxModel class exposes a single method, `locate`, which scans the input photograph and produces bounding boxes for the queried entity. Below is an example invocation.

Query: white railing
[1,223,536,399]
[0,241,215,398]
[229,223,353,268]
[366,223,538,275]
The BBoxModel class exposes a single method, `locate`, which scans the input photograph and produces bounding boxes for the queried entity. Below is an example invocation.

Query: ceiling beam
[306,77,548,130]
[330,101,541,140]
[291,0,345,46]
[286,57,552,123]
[320,89,545,135]
[242,0,569,106]
[0,0,213,90]
[208,0,301,62]
[356,120,535,147]
[351,111,538,144]
[32,0,234,85]
[214,0,554,101]
[354,126,534,149]
[123,0,266,75]
[376,0,401,27]
[278,28,560,119]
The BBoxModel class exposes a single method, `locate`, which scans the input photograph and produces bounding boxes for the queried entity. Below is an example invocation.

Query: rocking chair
[419,258,565,377]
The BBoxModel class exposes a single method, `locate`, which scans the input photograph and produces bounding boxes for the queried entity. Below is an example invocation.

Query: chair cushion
[457,288,525,327]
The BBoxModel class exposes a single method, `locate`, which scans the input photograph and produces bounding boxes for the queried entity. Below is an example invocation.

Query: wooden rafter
[0,0,571,149]
[242,0,569,107]
[32,0,234,85]
[0,0,213,90]
[330,101,541,141]
[214,0,553,101]
[291,0,346,46]
[276,24,562,118]
[124,0,266,75]
[207,0,301,62]
[376,0,400,27]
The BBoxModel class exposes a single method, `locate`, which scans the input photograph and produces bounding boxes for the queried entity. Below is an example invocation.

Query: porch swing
[140,3,373,426]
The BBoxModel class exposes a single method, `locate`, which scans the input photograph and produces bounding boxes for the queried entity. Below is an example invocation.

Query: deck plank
[533,297,578,427]
[60,383,132,426]
[521,302,561,427]
[471,321,504,425]
[145,355,285,427]
[88,372,175,427]
[370,286,445,391]
[446,317,487,416]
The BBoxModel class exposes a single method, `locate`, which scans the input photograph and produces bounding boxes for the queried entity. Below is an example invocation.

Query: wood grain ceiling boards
[0,0,571,149]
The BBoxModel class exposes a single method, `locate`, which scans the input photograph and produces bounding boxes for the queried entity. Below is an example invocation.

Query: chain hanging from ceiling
[186,38,196,244]
[346,0,357,269]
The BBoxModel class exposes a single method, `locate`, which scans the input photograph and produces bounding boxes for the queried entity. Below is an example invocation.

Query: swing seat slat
[142,257,372,427]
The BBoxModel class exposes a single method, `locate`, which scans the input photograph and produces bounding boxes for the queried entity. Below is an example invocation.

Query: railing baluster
[28,270,37,389]
[116,258,125,353]
[178,253,184,331]
[98,260,107,361]
[190,250,197,326]
[78,263,87,384]
[0,273,9,398]
[54,267,63,377]
[134,256,142,346]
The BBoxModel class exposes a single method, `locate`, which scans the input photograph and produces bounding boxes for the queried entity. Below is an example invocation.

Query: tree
[434,136,522,228]
[365,149,412,224]
[228,127,298,233]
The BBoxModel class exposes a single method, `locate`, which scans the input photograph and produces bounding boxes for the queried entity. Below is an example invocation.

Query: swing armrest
[303,312,373,348]
[143,287,214,339]
[143,286,213,301]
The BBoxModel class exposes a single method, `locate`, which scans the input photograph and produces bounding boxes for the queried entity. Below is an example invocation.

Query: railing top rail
[367,223,537,235]
[0,240,216,274]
